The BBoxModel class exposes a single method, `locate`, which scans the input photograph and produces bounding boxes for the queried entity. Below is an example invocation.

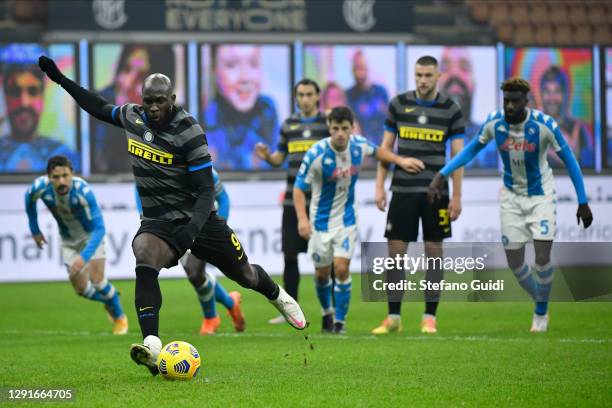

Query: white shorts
[62,238,106,273]
[307,225,358,268]
[500,188,556,249]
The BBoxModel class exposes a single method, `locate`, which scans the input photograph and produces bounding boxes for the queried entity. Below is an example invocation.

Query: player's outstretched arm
[38,56,120,127]
[24,181,46,249]
[555,145,593,228]
[427,137,486,203]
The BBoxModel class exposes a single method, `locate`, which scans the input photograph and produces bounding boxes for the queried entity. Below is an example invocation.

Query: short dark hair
[294,78,320,94]
[416,55,438,66]
[540,66,567,94]
[46,155,73,174]
[2,64,45,92]
[501,77,531,94]
[328,106,354,125]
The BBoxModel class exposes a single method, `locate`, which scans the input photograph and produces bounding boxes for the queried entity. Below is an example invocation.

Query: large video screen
[407,46,499,169]
[201,44,291,171]
[606,48,612,167]
[303,44,396,147]
[91,43,187,174]
[0,43,79,173]
[506,47,595,168]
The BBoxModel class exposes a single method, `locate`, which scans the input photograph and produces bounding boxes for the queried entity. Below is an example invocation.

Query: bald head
[142,73,173,95]
[141,73,176,127]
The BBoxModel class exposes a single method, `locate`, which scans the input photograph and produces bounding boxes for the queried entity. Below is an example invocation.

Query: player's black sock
[425,302,438,316]
[424,266,443,316]
[134,264,162,339]
[252,264,280,300]
[283,255,300,301]
[387,266,405,315]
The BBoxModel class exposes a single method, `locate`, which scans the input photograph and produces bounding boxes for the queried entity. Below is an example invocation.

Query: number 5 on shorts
[540,220,549,235]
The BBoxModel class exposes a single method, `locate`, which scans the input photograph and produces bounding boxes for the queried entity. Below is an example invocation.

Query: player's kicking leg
[192,215,306,330]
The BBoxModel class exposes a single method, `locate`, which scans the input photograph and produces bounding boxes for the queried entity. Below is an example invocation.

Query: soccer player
[428,77,593,332]
[25,155,128,334]
[38,55,306,377]
[372,55,465,335]
[254,78,329,325]
[134,168,245,335]
[293,106,426,334]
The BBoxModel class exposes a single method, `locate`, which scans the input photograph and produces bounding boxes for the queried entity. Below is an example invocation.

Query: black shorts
[384,192,451,242]
[282,205,308,255]
[134,212,249,272]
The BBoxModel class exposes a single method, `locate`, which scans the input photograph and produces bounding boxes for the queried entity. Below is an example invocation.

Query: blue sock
[214,281,235,310]
[195,276,217,319]
[80,281,106,303]
[93,279,124,319]
[512,264,538,300]
[334,278,352,323]
[315,278,332,312]
[534,264,553,316]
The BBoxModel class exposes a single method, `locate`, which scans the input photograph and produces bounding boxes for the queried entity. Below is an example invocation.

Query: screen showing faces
[407,46,499,169]
[304,44,397,147]
[201,44,291,171]
[506,47,595,168]
[0,43,79,173]
[90,43,186,174]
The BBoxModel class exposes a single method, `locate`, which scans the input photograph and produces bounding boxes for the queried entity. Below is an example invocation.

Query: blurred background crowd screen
[0,42,609,174]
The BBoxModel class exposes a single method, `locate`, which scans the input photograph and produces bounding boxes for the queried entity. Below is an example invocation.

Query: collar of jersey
[298,112,321,123]
[415,93,438,107]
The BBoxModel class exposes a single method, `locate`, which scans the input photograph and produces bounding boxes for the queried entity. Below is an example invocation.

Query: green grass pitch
[0,275,610,407]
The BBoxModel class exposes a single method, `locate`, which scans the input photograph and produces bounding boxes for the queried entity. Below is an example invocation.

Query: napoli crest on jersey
[144,131,154,143]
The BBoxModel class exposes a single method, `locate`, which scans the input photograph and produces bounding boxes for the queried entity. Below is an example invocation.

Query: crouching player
[428,78,593,332]
[294,107,428,333]
[25,155,128,334]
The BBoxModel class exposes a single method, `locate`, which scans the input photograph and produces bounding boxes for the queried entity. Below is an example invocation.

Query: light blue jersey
[25,176,106,262]
[295,135,377,232]
[441,108,587,203]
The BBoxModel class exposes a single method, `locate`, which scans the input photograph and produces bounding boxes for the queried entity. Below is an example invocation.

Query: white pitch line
[0,329,609,344]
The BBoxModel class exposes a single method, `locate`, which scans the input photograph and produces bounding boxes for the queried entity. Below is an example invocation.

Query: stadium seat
[592,24,611,44]
[573,24,593,46]
[469,0,490,24]
[509,3,529,24]
[489,2,510,27]
[548,3,569,25]
[513,24,536,46]
[553,24,574,46]
[497,23,514,43]
[567,3,589,25]
[529,3,549,25]
[534,24,554,46]
[587,3,607,25]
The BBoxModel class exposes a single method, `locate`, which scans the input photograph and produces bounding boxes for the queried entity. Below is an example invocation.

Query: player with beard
[0,45,79,172]
[372,55,465,335]
[39,55,306,377]
[429,77,593,332]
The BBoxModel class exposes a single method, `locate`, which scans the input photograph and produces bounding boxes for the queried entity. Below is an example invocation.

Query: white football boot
[269,286,307,330]
[130,335,162,375]
[530,314,549,333]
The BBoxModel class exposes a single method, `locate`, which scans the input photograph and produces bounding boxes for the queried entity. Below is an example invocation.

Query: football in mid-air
[157,341,201,380]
